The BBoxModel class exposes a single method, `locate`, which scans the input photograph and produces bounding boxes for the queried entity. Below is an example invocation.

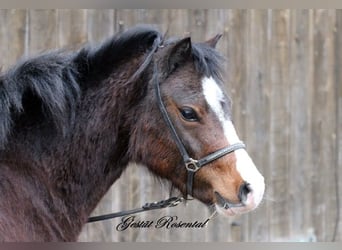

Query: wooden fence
[0,9,341,242]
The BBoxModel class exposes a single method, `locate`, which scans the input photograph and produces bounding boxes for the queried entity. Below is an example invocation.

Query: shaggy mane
[0,26,224,149]
[0,27,162,148]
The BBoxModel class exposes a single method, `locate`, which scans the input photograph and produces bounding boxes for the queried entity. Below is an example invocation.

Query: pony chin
[214,192,262,217]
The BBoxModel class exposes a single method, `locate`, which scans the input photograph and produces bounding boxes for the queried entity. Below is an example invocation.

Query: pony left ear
[205,34,223,48]
[167,37,192,73]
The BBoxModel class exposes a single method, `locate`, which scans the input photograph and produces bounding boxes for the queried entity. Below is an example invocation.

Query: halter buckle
[185,158,200,172]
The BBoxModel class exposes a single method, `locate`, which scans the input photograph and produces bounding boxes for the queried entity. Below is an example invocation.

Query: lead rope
[87,197,184,223]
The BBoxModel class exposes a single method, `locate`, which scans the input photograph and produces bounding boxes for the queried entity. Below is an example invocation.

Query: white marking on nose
[202,76,265,208]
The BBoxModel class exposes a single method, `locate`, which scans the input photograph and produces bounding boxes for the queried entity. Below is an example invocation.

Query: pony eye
[179,107,199,122]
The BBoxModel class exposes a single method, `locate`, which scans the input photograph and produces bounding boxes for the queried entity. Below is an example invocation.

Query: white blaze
[202,76,265,211]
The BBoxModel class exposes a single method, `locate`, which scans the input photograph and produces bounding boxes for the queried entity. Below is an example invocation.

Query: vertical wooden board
[140,9,170,32]
[28,10,58,55]
[224,10,248,140]
[115,165,137,241]
[334,9,342,242]
[320,10,338,242]
[87,9,115,42]
[244,9,270,242]
[115,9,142,32]
[310,9,337,241]
[115,9,169,32]
[0,10,10,70]
[136,166,150,241]
[129,165,140,241]
[165,9,189,37]
[268,9,291,240]
[206,9,229,42]
[226,10,250,241]
[0,10,27,70]
[57,10,87,48]
[287,9,315,241]
[111,173,132,242]
[198,9,226,69]
[185,10,208,42]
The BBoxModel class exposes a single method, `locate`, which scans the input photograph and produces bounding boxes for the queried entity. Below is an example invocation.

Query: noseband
[153,63,246,198]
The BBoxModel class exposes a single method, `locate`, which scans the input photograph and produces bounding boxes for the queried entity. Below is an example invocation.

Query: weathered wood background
[0,9,341,242]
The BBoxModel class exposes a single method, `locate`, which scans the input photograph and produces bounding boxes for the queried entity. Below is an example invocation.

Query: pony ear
[167,37,192,73]
[205,34,223,48]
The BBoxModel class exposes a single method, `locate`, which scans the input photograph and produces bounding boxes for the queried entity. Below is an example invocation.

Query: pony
[0,27,265,241]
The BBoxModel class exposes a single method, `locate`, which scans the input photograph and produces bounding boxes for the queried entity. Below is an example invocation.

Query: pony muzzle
[213,181,260,216]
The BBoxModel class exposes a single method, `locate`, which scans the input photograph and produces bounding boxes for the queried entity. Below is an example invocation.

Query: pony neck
[24,57,148,239]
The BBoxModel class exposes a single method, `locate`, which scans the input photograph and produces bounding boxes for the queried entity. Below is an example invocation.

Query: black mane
[0,27,162,149]
[0,26,224,149]
[0,51,80,149]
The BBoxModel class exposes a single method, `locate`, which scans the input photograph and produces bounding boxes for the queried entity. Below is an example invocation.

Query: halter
[87,44,246,223]
[153,63,246,198]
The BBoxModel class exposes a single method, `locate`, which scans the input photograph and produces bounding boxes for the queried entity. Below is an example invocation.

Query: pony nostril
[238,182,251,204]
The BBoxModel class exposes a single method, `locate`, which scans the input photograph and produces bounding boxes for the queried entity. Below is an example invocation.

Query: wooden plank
[334,9,342,243]
[244,9,271,241]
[267,9,291,240]
[185,10,208,42]
[28,10,57,55]
[87,9,115,42]
[57,9,87,48]
[224,10,248,139]
[0,10,10,70]
[165,9,188,37]
[0,9,27,70]
[310,9,337,241]
[287,9,315,241]
[115,9,168,32]
[206,9,229,42]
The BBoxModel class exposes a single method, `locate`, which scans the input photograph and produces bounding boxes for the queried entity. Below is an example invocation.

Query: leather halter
[87,51,246,224]
[153,63,246,198]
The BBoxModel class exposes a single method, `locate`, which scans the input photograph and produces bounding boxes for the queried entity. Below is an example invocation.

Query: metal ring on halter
[185,158,200,172]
